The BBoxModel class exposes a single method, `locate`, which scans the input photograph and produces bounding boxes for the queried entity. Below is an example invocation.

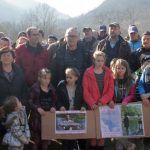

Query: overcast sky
[35,0,105,17]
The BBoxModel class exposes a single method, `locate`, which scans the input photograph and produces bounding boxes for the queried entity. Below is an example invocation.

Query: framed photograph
[121,103,145,137]
[100,105,122,138]
[55,111,87,134]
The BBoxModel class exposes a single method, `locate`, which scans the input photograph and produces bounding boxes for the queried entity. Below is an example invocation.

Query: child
[134,55,150,102]
[56,67,86,150]
[138,64,150,105]
[110,58,136,150]
[83,51,114,149]
[1,96,30,150]
[29,68,56,150]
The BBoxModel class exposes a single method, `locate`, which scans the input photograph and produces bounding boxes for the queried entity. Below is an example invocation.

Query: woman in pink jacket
[83,51,114,150]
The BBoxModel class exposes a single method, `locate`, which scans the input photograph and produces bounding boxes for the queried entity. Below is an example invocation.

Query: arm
[122,84,136,105]
[82,71,96,108]
[100,72,114,105]
[11,114,29,144]
[138,72,146,96]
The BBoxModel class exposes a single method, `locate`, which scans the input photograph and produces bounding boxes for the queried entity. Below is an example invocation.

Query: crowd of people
[0,22,150,150]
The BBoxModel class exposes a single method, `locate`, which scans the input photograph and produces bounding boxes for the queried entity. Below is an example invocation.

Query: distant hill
[65,0,150,34]
[0,0,70,22]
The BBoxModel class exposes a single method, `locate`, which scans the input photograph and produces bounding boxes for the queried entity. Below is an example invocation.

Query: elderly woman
[0,47,28,106]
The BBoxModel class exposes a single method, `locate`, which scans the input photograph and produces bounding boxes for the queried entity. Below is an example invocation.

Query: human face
[15,99,22,112]
[129,32,139,41]
[94,55,105,68]
[39,74,51,87]
[28,29,40,46]
[83,30,93,41]
[0,52,14,65]
[0,39,9,49]
[66,72,78,86]
[65,30,79,49]
[116,64,126,79]
[142,35,150,49]
[108,26,120,38]
[48,38,56,45]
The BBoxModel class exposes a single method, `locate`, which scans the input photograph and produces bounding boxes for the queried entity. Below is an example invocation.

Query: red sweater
[83,65,114,108]
[15,44,48,87]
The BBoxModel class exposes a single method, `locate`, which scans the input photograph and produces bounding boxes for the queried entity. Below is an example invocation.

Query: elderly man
[96,22,131,66]
[49,27,88,86]
[15,26,48,87]
[131,31,150,72]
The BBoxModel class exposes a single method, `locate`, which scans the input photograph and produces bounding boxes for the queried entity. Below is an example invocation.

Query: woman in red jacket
[83,51,114,150]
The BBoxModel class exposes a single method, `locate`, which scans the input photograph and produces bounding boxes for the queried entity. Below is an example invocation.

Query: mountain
[65,0,150,34]
[0,0,70,22]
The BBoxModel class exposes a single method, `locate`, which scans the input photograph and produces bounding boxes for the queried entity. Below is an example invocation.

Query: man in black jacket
[49,27,88,86]
[96,22,131,67]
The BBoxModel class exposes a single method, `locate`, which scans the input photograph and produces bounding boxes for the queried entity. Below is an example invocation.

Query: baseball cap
[99,25,107,32]
[83,27,92,32]
[109,22,120,28]
[128,25,138,34]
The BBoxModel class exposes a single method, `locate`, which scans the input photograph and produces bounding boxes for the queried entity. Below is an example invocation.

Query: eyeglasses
[66,76,73,79]
[31,33,40,36]
[67,35,78,38]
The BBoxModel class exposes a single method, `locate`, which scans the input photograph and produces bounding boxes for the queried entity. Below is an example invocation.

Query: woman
[0,47,28,106]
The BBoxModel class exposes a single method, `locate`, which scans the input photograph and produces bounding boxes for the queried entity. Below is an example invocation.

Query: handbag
[2,132,21,147]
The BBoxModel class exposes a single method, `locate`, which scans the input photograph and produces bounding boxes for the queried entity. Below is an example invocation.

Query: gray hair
[65,27,79,37]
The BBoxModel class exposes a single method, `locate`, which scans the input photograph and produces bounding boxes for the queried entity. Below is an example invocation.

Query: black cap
[82,27,92,32]
[140,55,150,64]
[143,31,150,36]
[48,35,57,41]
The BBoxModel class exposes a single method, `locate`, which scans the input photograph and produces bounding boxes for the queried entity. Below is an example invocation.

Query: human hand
[60,106,66,111]
[109,101,115,109]
[37,108,46,116]
[50,107,56,113]
[122,101,128,106]
[141,94,150,100]
[91,104,98,110]
[80,107,86,111]
[142,99,150,106]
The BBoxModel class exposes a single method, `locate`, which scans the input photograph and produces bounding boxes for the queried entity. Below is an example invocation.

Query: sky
[35,0,105,17]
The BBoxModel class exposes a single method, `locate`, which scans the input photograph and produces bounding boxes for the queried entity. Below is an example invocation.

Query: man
[131,31,150,72]
[48,35,58,45]
[15,26,48,87]
[82,27,97,65]
[96,22,131,66]
[98,25,108,41]
[50,27,88,86]
[0,37,11,49]
[128,25,141,52]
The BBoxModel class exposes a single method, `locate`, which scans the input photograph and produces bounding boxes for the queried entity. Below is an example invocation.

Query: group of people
[0,22,149,150]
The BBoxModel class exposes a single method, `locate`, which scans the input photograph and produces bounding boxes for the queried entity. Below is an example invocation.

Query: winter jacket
[138,65,150,95]
[50,42,88,86]
[2,106,30,147]
[56,80,86,110]
[83,65,114,108]
[96,36,131,66]
[114,79,136,104]
[130,47,150,72]
[128,40,141,52]
[0,63,28,106]
[15,42,48,87]
[29,82,56,132]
